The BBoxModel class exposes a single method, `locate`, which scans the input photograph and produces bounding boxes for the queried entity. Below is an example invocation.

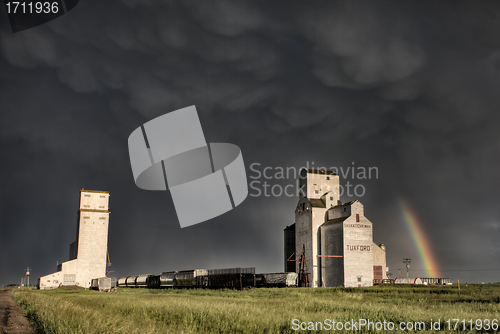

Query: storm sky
[1,0,500,286]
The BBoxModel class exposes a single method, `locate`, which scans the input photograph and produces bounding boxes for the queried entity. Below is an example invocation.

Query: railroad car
[135,274,149,288]
[117,276,128,288]
[90,277,117,292]
[206,268,255,289]
[259,272,298,287]
[146,272,176,289]
[125,275,138,287]
[118,268,298,290]
[175,269,208,287]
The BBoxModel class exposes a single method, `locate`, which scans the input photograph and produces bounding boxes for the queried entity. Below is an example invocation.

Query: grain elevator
[284,169,387,287]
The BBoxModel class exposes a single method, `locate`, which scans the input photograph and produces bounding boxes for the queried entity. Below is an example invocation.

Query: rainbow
[397,199,441,278]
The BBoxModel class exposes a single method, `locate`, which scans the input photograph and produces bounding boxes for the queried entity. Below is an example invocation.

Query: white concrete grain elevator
[38,190,110,289]
[284,169,387,287]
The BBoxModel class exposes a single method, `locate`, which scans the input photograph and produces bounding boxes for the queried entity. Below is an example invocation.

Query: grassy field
[13,284,500,333]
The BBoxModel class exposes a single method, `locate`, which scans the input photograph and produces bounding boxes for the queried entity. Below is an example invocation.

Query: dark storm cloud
[1,0,500,285]
[300,3,426,88]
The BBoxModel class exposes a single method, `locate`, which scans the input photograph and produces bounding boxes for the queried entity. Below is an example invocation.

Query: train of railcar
[117,267,298,289]
[90,277,117,292]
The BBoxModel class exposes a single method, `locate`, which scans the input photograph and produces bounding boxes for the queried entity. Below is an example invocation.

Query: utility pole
[24,267,31,288]
[403,258,411,283]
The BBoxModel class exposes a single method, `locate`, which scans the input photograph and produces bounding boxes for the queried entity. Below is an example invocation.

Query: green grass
[13,284,500,333]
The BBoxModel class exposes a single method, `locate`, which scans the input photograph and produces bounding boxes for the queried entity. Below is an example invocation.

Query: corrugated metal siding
[373,266,383,280]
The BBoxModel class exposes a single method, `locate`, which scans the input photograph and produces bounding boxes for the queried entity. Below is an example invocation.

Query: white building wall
[79,191,110,211]
[343,202,374,287]
[299,170,339,201]
[38,272,64,289]
[75,209,109,287]
[61,259,78,273]
[372,244,385,266]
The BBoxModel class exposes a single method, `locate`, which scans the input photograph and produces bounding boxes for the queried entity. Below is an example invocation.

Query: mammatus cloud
[299,3,426,88]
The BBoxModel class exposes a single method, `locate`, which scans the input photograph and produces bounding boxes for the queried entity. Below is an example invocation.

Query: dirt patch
[0,288,35,334]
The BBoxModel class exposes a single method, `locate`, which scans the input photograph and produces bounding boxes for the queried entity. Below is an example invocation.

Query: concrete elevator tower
[294,169,339,287]
[38,190,110,289]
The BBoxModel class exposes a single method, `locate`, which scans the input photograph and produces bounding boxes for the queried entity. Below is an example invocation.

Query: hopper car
[118,268,298,289]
